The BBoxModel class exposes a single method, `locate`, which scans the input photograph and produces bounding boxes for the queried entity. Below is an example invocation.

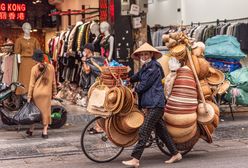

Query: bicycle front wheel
[81,116,124,163]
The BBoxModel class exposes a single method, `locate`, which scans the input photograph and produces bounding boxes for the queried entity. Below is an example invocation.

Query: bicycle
[81,116,195,163]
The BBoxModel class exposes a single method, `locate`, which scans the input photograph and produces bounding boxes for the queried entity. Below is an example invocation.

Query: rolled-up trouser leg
[155,119,178,155]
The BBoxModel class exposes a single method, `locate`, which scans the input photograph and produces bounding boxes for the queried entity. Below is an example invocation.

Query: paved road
[1,139,248,168]
[1,104,248,168]
[1,120,248,168]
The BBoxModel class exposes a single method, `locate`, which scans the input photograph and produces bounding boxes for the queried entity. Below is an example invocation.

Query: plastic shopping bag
[13,101,41,125]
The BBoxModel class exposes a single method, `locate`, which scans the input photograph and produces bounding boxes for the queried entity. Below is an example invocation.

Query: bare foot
[122,158,140,168]
[165,153,182,164]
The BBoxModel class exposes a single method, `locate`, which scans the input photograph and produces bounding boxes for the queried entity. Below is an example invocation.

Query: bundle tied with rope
[163,32,223,150]
[100,66,129,88]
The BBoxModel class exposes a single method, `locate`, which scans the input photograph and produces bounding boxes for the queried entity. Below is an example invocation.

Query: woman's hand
[27,98,31,103]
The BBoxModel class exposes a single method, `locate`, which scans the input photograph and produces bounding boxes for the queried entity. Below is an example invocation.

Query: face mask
[140,58,152,65]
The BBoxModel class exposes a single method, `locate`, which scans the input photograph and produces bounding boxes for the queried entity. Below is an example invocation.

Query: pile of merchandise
[100,61,128,88]
[205,35,246,73]
[162,32,225,150]
[55,82,84,106]
[204,35,248,106]
[225,67,248,105]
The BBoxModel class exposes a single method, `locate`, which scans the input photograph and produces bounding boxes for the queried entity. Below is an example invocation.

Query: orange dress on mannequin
[14,37,40,94]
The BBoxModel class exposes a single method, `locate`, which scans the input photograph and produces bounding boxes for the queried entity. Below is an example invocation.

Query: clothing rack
[151,24,178,31]
[191,17,248,26]
[49,5,100,31]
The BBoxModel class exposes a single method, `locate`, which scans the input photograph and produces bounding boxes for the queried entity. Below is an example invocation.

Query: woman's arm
[135,68,159,94]
[130,72,140,83]
[52,66,57,98]
[27,68,36,102]
[83,61,91,74]
[82,57,91,74]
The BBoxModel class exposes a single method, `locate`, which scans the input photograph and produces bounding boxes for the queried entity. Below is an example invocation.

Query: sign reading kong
[0,3,26,21]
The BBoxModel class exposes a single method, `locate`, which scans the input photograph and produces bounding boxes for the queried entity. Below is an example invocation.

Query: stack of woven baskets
[105,106,144,147]
[164,66,199,147]
[105,86,144,147]
[87,84,144,147]
[100,66,129,88]
[162,32,225,149]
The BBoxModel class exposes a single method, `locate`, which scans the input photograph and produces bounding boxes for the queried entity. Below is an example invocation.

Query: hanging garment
[68,22,83,53]
[234,23,248,52]
[100,34,113,59]
[2,54,14,85]
[77,24,85,52]
[93,34,103,53]
[80,22,91,51]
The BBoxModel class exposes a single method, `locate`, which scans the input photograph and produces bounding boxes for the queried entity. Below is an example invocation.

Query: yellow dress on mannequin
[14,37,40,94]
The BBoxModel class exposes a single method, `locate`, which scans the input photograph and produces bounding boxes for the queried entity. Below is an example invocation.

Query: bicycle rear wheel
[155,135,192,156]
[81,116,124,163]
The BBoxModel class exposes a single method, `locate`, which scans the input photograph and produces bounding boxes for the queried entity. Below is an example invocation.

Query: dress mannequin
[100,21,114,61]
[90,22,102,56]
[15,22,40,94]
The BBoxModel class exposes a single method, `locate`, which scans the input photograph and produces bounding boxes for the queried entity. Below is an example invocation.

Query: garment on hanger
[100,34,112,58]
[188,21,248,48]
[48,21,95,84]
[150,26,170,47]
[93,34,103,53]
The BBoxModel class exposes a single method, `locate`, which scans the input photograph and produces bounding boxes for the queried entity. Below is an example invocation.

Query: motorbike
[0,82,67,129]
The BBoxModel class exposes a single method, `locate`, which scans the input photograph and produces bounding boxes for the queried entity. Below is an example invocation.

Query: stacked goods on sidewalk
[87,61,144,147]
[162,32,223,150]
[204,35,248,106]
[205,35,246,73]
[225,67,248,105]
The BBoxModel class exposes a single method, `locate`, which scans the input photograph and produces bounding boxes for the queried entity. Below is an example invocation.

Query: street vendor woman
[122,43,182,167]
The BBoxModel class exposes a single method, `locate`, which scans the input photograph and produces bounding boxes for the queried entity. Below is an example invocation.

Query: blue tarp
[205,35,246,60]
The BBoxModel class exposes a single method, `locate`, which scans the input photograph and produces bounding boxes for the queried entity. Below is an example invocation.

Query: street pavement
[1,102,248,167]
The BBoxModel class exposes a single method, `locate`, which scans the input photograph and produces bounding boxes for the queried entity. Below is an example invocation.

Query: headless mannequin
[100,21,114,61]
[90,22,101,56]
[14,22,40,94]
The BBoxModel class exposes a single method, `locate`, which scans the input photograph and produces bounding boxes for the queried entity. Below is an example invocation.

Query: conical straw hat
[207,68,225,86]
[131,42,162,60]
[217,80,230,95]
[197,103,215,124]
[105,116,139,147]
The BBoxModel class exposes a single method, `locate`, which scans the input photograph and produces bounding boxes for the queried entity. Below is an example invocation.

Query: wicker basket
[101,66,128,74]
[100,66,129,88]
[175,127,200,151]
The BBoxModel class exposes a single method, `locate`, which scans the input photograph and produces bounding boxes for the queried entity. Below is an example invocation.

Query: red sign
[0,3,26,21]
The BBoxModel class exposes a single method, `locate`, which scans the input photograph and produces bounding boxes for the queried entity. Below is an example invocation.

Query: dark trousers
[131,108,178,160]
